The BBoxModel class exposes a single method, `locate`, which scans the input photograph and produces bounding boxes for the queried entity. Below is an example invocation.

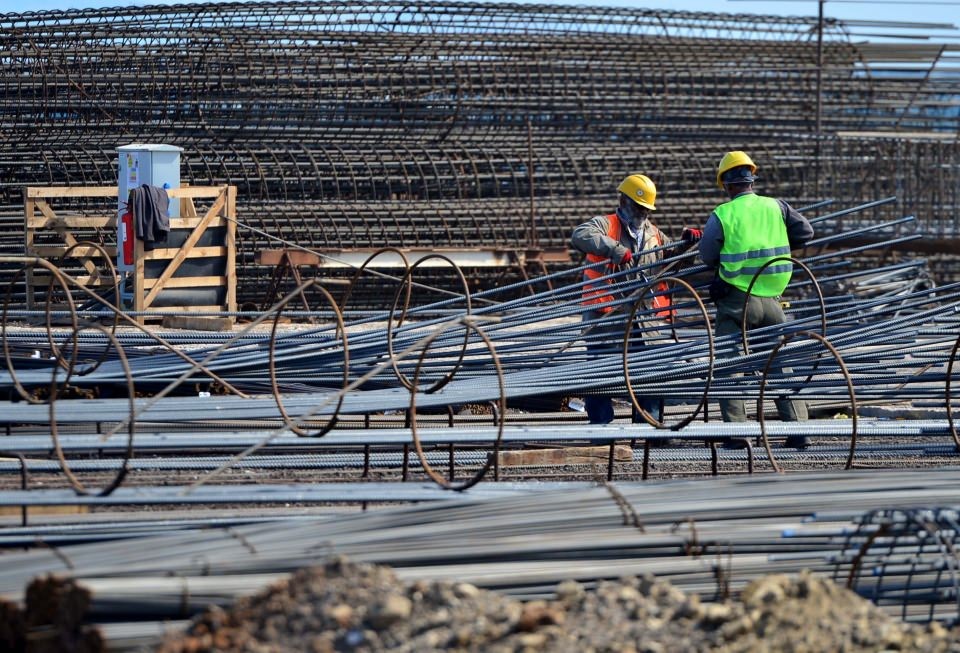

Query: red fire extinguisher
[120,209,134,266]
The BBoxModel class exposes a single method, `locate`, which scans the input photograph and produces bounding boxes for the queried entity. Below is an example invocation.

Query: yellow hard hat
[716,151,758,188]
[617,174,657,211]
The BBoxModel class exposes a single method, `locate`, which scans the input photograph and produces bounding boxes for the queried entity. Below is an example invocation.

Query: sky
[4,0,959,41]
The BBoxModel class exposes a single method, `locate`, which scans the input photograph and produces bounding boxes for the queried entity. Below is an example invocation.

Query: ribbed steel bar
[0,5,956,644]
[1,420,956,454]
[2,142,955,314]
[4,286,954,407]
[3,469,960,632]
[0,205,956,453]
[3,439,956,477]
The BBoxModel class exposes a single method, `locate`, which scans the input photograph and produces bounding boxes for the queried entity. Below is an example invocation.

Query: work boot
[784,436,809,450]
[585,396,614,425]
[632,398,663,424]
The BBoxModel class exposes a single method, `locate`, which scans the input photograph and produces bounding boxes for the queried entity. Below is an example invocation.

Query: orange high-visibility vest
[582,214,671,318]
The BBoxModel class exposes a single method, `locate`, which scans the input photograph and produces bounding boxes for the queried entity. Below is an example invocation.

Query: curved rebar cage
[4,1,955,143]
[0,2,857,145]
[836,508,960,625]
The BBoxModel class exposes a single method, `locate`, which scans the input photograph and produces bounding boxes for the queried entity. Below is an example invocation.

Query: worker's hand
[681,227,703,244]
[617,250,633,265]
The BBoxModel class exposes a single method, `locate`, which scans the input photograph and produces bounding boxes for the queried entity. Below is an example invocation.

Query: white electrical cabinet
[116,144,182,273]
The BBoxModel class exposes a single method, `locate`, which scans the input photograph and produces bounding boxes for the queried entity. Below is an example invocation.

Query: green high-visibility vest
[715,193,793,297]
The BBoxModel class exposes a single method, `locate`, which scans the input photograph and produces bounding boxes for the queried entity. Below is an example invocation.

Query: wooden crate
[24,185,237,324]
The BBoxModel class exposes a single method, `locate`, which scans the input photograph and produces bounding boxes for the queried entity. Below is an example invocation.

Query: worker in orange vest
[571,174,700,425]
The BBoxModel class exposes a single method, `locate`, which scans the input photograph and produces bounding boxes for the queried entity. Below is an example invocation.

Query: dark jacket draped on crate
[128,184,170,250]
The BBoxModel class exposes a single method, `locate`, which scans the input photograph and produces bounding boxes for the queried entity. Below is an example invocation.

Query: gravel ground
[157,556,960,653]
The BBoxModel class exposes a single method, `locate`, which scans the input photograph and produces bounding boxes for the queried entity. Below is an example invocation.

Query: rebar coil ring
[408,318,505,491]
[757,330,857,473]
[269,278,348,437]
[624,275,715,431]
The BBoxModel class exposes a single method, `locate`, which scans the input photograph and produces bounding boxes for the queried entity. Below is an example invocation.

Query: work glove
[681,227,703,244]
[617,250,633,265]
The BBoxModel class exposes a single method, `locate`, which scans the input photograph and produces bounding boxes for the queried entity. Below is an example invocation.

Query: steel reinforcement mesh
[2,3,954,144]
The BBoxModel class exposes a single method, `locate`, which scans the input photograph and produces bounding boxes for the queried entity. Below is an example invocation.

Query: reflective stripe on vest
[715,194,792,297]
[581,215,671,317]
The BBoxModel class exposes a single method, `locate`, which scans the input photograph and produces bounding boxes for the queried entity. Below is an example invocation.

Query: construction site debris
[156,556,960,653]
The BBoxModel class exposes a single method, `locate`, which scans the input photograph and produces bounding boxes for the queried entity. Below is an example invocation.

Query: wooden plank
[166,186,228,199]
[142,275,226,289]
[0,505,89,517]
[532,247,573,263]
[144,305,226,314]
[302,247,571,269]
[141,190,225,308]
[26,215,115,229]
[180,195,199,218]
[27,185,226,199]
[24,195,35,310]
[31,245,113,258]
[31,199,105,282]
[51,230,102,279]
[27,186,118,198]
[35,199,57,220]
[162,315,234,332]
[256,249,323,266]
[142,245,226,261]
[498,445,633,466]
[168,216,226,230]
[133,236,145,321]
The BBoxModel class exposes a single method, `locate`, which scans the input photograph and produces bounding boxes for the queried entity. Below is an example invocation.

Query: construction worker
[571,173,696,425]
[697,151,814,447]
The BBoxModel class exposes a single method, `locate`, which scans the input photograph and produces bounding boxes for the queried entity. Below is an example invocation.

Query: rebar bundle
[0,208,959,643]
[3,470,960,646]
[3,138,956,308]
[1,200,958,452]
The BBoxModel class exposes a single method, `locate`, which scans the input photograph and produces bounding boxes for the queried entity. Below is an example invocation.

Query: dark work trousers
[582,316,663,424]
[714,288,808,422]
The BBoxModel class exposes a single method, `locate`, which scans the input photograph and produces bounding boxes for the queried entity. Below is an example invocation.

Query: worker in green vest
[698,151,814,448]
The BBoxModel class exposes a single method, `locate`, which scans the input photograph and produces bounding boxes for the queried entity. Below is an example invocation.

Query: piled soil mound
[158,556,959,652]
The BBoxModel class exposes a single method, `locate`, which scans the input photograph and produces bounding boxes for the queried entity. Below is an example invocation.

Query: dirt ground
[156,556,960,653]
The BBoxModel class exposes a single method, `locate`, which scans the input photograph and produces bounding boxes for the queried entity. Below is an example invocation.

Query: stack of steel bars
[2,198,953,400]
[0,198,958,482]
[0,203,958,645]
[2,469,960,649]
